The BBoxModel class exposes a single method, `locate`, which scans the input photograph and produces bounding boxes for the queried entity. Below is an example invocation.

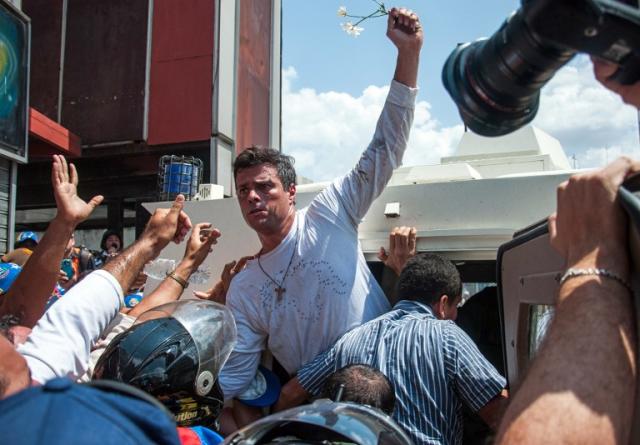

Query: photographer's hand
[497,157,640,445]
[592,57,640,108]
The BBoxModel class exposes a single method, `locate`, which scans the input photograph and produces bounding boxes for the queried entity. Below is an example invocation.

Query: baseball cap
[0,262,21,294]
[16,231,38,244]
[236,365,281,407]
[0,378,180,445]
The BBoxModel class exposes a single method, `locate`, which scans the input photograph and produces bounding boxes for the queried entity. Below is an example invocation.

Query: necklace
[257,226,298,302]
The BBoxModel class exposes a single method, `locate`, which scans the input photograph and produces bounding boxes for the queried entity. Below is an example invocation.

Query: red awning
[28,108,81,158]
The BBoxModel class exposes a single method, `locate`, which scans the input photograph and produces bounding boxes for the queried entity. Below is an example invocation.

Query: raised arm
[310,8,422,227]
[496,158,639,444]
[0,155,103,327]
[18,195,192,383]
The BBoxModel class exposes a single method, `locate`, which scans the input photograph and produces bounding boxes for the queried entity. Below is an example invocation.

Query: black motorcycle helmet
[223,399,414,445]
[93,300,237,429]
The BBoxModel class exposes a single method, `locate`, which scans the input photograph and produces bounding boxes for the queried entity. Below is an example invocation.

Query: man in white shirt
[219,7,423,400]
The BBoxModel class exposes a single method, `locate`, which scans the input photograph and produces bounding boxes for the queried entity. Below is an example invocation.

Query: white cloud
[282,66,463,181]
[282,56,639,181]
[534,55,639,169]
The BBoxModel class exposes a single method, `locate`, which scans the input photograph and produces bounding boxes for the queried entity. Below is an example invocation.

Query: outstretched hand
[378,226,417,276]
[52,155,103,226]
[193,255,252,305]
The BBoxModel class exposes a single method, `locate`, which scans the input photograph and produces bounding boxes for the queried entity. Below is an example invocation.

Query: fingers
[548,213,558,252]
[600,156,636,189]
[408,227,417,254]
[51,155,62,187]
[388,7,421,33]
[592,56,618,81]
[193,289,211,300]
[233,256,252,275]
[591,57,640,108]
[388,229,397,252]
[378,247,388,262]
[59,155,69,184]
[69,163,79,187]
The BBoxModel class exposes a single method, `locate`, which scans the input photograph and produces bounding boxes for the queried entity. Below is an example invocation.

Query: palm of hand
[56,184,93,223]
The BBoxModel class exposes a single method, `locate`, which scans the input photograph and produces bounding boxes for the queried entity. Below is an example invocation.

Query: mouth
[249,208,267,215]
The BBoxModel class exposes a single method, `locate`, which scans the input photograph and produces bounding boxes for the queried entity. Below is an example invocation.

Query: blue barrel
[163,163,197,195]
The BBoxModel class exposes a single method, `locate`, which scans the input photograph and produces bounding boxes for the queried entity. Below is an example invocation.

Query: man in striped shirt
[275,253,508,444]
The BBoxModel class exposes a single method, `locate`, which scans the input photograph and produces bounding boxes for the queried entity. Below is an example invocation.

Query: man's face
[235,164,296,235]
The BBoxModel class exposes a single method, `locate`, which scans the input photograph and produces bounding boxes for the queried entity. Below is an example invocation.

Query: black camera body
[443,0,640,137]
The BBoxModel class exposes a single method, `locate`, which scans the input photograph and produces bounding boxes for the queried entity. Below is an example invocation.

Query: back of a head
[233,146,297,188]
[397,253,461,306]
[321,364,396,415]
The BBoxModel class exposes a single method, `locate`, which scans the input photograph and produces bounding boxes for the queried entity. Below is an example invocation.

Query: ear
[436,295,449,320]
[288,184,297,205]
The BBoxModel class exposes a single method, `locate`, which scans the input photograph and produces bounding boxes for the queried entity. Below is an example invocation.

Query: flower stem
[353,9,388,26]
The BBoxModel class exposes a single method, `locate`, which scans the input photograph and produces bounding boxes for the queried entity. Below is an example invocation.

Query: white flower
[337,6,347,17]
[341,22,364,37]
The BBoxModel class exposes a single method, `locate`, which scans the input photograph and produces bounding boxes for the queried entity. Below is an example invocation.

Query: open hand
[378,226,417,276]
[193,255,251,304]
[52,155,103,226]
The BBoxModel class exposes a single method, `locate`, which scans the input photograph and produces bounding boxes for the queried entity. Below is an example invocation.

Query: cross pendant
[275,286,285,301]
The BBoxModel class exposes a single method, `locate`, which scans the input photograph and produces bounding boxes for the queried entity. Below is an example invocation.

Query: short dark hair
[100,229,122,251]
[321,364,396,415]
[397,253,462,306]
[233,147,296,189]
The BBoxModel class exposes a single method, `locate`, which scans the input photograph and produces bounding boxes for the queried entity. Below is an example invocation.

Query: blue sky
[281,0,640,181]
[283,0,519,126]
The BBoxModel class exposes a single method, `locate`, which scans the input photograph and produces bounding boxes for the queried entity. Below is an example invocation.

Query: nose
[247,188,261,203]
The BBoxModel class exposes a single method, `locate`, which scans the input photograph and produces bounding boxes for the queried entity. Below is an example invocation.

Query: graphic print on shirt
[257,258,348,324]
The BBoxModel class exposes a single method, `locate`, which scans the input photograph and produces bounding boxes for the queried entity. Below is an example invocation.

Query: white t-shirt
[220,80,417,398]
[18,270,124,383]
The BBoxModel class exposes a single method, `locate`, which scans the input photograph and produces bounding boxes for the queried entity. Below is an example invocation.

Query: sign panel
[0,0,29,163]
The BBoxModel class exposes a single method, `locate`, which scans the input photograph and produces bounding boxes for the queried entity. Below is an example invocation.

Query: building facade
[13,0,281,247]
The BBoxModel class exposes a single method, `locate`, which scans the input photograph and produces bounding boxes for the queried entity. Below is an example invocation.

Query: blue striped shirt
[297,300,506,445]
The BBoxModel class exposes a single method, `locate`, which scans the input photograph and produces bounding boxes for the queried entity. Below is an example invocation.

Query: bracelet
[166,270,188,289]
[560,267,632,293]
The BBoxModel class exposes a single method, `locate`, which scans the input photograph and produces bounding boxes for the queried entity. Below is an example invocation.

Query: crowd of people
[0,6,639,445]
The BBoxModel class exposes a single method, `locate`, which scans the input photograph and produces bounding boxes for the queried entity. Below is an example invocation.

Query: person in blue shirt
[276,253,508,445]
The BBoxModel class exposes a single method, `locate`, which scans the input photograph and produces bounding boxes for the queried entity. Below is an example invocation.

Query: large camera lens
[442,9,574,137]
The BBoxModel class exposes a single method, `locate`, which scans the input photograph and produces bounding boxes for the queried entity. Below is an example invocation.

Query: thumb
[167,194,185,225]
[88,195,104,211]
[193,290,209,300]
[170,194,186,214]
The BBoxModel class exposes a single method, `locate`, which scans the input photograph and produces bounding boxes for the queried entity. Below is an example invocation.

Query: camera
[442,0,640,137]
